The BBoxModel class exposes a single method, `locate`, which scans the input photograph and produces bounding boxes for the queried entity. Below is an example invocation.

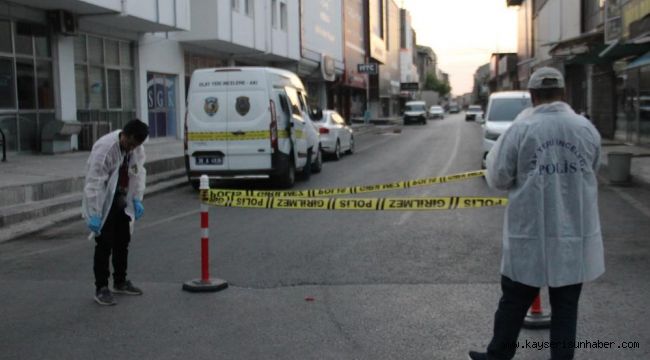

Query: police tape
[187,129,302,141]
[209,170,487,198]
[200,193,508,211]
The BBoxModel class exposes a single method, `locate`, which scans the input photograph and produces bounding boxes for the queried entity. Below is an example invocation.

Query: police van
[184,67,323,189]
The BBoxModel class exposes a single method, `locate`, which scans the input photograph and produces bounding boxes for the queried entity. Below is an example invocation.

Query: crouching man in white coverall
[468,67,604,360]
[82,119,149,306]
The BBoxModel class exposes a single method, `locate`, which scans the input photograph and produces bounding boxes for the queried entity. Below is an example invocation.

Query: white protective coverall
[486,101,604,287]
[81,130,146,235]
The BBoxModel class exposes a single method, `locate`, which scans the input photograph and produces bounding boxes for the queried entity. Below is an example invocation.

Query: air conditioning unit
[47,10,78,36]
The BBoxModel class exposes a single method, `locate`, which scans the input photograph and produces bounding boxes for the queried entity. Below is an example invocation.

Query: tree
[423,72,451,97]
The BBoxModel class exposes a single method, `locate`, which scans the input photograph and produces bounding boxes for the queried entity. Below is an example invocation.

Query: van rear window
[488,98,532,121]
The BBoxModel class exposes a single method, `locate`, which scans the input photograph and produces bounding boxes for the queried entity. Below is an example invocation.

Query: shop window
[0,58,15,108]
[34,32,50,57]
[75,65,88,108]
[0,20,12,53]
[14,23,33,55]
[105,39,119,66]
[120,42,132,67]
[0,20,54,152]
[36,61,53,109]
[121,70,134,110]
[75,33,136,140]
[16,60,35,109]
[88,36,103,65]
[89,66,105,109]
[107,69,121,108]
[0,115,17,151]
[74,36,86,63]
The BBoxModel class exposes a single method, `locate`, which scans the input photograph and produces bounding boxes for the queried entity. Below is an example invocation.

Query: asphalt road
[1,113,649,360]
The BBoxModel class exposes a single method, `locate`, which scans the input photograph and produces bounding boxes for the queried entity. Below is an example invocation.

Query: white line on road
[396,118,462,225]
[5,209,200,260]
[609,186,650,220]
[138,209,200,230]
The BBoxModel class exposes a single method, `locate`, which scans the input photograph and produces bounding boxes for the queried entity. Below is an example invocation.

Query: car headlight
[485,130,500,141]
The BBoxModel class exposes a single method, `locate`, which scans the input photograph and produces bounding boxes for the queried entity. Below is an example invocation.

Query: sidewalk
[0,137,187,243]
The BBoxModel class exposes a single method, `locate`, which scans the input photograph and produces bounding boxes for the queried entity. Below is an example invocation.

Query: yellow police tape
[209,170,488,198]
[201,194,508,211]
[187,129,301,141]
[200,170,509,211]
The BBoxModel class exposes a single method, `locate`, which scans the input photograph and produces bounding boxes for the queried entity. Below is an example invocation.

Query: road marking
[3,209,201,261]
[609,186,650,220]
[138,209,200,230]
[397,119,462,225]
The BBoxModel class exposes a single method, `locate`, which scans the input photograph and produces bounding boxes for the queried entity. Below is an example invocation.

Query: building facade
[0,0,189,153]
[340,0,368,121]
[0,0,424,155]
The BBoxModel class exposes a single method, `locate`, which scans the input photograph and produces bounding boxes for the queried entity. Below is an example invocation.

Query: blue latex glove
[88,216,102,235]
[133,199,144,220]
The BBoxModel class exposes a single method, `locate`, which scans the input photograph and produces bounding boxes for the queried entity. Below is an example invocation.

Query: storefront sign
[357,63,378,74]
[400,82,419,91]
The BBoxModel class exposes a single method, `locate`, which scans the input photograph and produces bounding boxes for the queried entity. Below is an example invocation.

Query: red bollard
[523,294,551,329]
[183,175,228,292]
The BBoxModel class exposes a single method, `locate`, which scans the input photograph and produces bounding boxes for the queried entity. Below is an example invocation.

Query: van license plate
[195,156,223,165]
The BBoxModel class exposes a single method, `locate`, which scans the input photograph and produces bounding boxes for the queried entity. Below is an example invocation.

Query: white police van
[185,67,323,189]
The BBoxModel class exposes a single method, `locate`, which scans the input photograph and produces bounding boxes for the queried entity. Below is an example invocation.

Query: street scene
[1,0,650,360]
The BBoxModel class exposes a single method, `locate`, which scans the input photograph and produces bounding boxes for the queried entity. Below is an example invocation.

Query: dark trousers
[93,200,131,290]
[487,275,583,360]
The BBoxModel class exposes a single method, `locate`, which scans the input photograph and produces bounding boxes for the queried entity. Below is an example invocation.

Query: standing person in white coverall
[82,119,149,306]
[468,67,604,360]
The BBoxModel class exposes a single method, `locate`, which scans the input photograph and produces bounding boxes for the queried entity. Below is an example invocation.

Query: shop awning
[598,40,650,60]
[625,51,650,70]
[548,30,604,57]
[563,40,650,65]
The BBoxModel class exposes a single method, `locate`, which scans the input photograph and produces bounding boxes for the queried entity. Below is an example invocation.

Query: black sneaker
[113,280,143,295]
[94,286,116,306]
[467,351,488,360]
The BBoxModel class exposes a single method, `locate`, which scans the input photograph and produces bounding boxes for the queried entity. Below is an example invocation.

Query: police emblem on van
[204,97,219,116]
[235,96,250,116]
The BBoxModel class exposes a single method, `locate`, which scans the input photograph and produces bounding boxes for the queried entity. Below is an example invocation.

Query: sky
[402,0,519,96]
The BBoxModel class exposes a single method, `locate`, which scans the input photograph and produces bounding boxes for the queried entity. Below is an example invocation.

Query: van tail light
[318,127,330,134]
[269,100,278,150]
[183,110,188,151]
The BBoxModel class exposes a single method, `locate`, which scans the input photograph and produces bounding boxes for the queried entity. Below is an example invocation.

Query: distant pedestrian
[469,67,604,360]
[82,119,149,306]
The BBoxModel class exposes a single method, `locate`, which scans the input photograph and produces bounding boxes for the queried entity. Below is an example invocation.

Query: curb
[0,175,189,244]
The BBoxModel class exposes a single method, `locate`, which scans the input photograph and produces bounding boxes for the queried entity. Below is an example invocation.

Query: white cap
[527,67,565,89]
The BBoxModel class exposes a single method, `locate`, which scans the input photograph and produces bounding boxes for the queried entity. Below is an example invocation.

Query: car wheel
[277,155,296,188]
[311,146,323,173]
[333,140,341,161]
[346,135,355,154]
[301,148,312,180]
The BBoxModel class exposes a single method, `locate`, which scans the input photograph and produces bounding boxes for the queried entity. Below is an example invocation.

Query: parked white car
[428,105,445,119]
[480,91,532,168]
[465,105,483,121]
[312,110,354,160]
[403,100,428,125]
